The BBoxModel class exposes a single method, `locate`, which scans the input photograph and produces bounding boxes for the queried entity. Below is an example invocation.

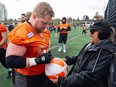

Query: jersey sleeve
[8,25,28,47]
[0,25,7,32]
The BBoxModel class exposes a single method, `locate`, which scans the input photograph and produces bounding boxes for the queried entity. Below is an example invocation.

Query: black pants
[14,72,57,87]
[0,48,8,69]
[58,33,68,44]
[82,30,87,35]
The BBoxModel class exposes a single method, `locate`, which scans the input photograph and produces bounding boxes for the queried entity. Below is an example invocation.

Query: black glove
[65,56,76,65]
[35,52,53,64]
[64,56,70,64]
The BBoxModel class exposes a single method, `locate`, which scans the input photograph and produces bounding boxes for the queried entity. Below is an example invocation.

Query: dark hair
[21,14,25,16]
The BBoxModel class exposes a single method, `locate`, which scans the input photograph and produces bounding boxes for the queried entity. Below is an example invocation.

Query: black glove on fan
[65,55,77,65]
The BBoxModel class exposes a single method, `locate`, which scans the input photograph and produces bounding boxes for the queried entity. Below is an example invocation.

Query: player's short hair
[33,2,55,18]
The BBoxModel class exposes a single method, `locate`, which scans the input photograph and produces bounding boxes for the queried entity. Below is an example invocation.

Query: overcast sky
[0,0,109,19]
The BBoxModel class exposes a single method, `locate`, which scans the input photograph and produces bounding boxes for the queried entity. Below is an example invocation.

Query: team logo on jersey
[27,32,34,38]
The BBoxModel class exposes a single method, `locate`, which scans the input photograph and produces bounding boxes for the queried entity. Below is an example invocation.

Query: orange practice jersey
[8,22,50,76]
[0,24,7,48]
[58,23,70,34]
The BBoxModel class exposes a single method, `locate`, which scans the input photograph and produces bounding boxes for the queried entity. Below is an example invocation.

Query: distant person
[58,19,116,87]
[93,12,101,22]
[48,23,54,33]
[6,2,56,87]
[20,13,26,23]
[25,11,32,21]
[0,23,12,79]
[17,13,26,26]
[82,24,87,35]
[53,23,57,32]
[57,17,71,53]
[73,24,76,29]
[8,23,14,32]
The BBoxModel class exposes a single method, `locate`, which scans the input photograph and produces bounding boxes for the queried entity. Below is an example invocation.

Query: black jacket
[62,39,116,87]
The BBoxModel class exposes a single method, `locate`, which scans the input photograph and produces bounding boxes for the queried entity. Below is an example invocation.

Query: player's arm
[57,26,62,32]
[6,42,53,68]
[0,32,7,46]
[67,26,71,31]
[6,42,28,68]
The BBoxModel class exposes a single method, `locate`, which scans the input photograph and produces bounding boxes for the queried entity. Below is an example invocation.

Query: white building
[0,2,7,21]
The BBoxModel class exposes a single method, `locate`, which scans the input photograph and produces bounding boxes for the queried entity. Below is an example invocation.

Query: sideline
[50,34,82,50]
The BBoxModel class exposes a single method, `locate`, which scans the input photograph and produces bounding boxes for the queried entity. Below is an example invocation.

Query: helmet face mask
[62,17,66,24]
[62,19,66,24]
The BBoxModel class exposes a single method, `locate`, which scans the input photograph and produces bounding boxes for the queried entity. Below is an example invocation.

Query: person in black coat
[57,19,116,87]
[8,23,14,32]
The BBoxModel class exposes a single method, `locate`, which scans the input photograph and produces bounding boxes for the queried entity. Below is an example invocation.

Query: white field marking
[50,34,81,50]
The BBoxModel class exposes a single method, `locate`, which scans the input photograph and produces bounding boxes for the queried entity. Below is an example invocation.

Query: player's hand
[35,52,53,64]
[62,28,67,30]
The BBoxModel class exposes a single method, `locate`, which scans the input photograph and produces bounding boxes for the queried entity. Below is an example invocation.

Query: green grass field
[0,26,91,87]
